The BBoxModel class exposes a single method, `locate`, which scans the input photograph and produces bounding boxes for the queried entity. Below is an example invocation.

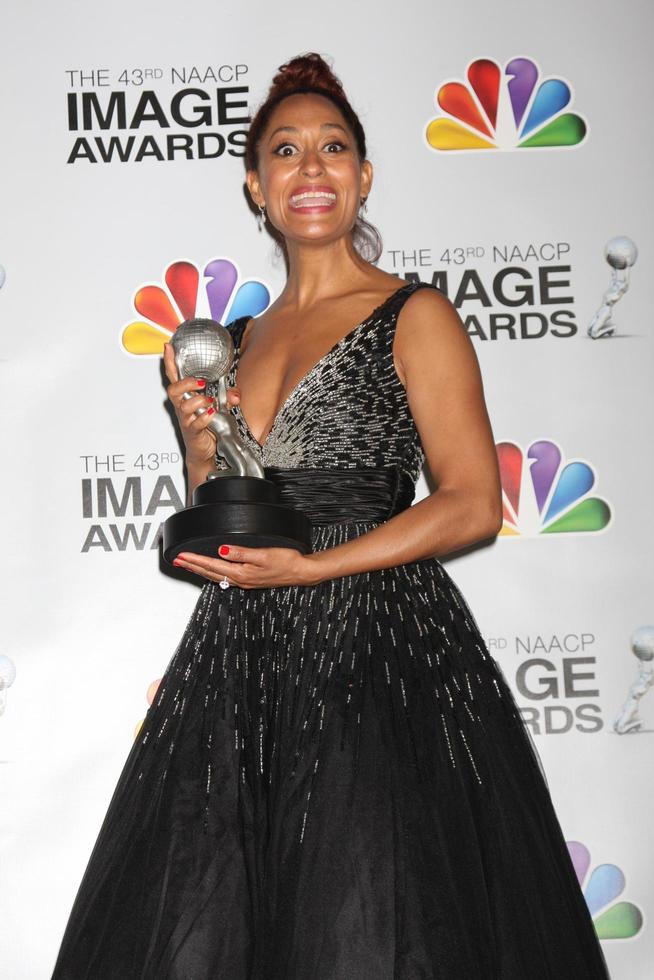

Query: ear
[246,170,264,208]
[359,159,373,201]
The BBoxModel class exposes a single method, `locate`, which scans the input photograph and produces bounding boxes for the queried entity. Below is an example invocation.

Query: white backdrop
[1,1,652,976]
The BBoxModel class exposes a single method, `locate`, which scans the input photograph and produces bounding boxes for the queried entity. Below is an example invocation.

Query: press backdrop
[1,1,652,976]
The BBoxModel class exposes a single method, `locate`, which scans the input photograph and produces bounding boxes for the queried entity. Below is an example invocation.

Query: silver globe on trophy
[162,318,312,564]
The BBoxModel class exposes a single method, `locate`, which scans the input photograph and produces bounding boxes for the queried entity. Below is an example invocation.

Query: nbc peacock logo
[567,841,643,940]
[122,258,271,355]
[425,56,587,152]
[498,439,612,536]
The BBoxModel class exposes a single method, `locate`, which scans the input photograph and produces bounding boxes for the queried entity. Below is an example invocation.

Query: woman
[52,53,611,979]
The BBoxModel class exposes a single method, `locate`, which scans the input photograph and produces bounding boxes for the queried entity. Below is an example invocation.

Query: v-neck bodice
[218,281,435,484]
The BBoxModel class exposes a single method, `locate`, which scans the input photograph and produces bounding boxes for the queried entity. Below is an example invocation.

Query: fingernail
[207,407,215,416]
[197,379,206,387]
[173,558,184,567]
[219,545,230,556]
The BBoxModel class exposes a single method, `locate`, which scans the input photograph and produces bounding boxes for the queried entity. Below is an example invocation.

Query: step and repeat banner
[1,1,652,976]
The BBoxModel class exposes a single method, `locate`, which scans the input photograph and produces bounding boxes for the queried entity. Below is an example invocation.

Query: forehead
[264,92,350,137]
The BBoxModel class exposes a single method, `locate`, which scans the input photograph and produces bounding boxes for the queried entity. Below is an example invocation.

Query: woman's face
[246,92,372,249]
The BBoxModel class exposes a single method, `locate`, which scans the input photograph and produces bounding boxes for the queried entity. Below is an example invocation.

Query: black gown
[52,282,611,978]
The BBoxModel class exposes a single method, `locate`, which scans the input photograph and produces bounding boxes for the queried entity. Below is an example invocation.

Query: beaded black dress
[52,282,610,979]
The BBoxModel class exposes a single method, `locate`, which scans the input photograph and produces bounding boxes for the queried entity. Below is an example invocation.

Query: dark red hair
[245,52,382,263]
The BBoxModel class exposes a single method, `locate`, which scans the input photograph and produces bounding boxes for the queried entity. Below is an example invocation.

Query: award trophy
[613,625,654,734]
[587,236,638,339]
[162,318,312,564]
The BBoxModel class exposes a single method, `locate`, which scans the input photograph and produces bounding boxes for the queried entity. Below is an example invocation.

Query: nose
[301,147,324,177]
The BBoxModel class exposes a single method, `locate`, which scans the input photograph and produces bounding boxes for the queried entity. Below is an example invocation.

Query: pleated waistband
[263,465,416,526]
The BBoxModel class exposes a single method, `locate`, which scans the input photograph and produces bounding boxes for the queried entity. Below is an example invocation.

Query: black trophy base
[162,475,313,564]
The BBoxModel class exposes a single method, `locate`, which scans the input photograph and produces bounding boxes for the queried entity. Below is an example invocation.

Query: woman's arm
[304,287,503,582]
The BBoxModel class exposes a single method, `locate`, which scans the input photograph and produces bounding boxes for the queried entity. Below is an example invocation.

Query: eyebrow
[267,122,348,142]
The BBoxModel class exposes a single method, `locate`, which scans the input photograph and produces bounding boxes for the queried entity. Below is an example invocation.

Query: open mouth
[289,189,337,210]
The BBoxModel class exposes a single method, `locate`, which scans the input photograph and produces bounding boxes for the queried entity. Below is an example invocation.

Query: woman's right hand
[163,342,241,468]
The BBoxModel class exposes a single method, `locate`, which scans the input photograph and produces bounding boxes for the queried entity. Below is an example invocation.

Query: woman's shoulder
[376,277,452,323]
[366,271,444,303]
[393,278,456,318]
[392,280,473,363]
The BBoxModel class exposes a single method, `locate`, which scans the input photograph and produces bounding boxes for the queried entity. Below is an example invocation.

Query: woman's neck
[278,234,374,311]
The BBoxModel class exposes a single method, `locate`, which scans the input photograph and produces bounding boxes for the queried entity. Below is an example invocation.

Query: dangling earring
[256,202,266,230]
[359,197,368,214]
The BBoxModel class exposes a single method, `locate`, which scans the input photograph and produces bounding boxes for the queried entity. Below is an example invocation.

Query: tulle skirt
[51,520,611,979]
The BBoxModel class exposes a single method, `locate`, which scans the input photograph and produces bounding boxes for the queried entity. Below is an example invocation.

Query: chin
[283,220,353,245]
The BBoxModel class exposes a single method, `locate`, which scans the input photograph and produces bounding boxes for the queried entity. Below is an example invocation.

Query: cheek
[337,161,366,202]
[263,167,296,205]
[336,156,362,181]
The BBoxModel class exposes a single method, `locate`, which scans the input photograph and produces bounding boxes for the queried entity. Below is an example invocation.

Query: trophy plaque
[162,317,313,564]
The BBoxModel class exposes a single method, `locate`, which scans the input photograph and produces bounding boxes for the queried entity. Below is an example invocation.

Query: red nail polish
[207,407,215,416]
[219,545,230,556]
[173,558,184,567]
[197,379,206,387]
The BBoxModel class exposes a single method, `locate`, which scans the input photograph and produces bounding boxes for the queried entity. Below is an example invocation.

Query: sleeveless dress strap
[386,279,442,314]
[372,280,443,367]
[227,315,250,348]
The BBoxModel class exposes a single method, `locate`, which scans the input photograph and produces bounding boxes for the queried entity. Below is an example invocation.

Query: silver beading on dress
[219,576,230,590]
[171,318,265,479]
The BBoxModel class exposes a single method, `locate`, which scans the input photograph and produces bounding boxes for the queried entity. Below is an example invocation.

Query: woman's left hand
[172,544,322,588]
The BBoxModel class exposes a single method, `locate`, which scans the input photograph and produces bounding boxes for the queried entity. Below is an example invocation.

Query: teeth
[290,191,336,204]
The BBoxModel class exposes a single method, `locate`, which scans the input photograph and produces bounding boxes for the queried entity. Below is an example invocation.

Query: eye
[324,140,347,152]
[272,142,298,157]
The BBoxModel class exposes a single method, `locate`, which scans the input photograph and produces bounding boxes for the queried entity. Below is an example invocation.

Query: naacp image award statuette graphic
[588,236,638,339]
[613,625,654,734]
[162,318,312,564]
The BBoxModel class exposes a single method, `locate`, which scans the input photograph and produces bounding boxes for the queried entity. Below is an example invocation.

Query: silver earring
[256,202,266,230]
[359,197,368,214]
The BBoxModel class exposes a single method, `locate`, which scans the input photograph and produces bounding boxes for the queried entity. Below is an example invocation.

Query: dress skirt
[51,505,611,978]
